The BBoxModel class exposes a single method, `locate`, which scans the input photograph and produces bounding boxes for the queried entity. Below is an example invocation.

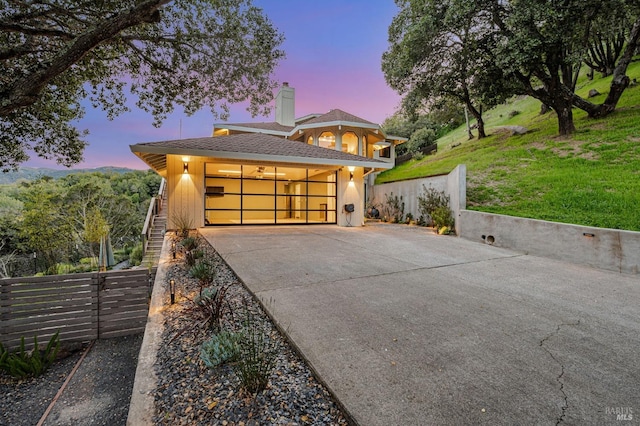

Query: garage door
[204,163,337,225]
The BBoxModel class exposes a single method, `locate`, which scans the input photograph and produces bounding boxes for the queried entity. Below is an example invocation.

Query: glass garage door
[204,163,337,225]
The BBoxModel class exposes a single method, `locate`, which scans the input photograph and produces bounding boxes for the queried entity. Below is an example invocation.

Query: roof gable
[301,109,376,126]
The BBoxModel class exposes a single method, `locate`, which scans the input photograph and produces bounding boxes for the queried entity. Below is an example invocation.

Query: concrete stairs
[141,196,167,266]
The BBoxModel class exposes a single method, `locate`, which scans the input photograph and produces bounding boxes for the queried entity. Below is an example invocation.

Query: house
[130,84,406,228]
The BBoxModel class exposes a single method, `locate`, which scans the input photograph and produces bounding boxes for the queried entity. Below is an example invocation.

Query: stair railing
[141,178,167,258]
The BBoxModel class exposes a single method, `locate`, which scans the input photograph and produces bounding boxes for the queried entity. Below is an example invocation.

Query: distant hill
[0,166,139,184]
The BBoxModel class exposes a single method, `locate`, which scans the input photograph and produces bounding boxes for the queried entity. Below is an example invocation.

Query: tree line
[383,0,640,137]
[0,170,161,276]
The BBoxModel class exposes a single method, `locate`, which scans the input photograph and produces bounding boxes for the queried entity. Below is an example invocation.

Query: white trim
[213,124,291,137]
[131,144,392,170]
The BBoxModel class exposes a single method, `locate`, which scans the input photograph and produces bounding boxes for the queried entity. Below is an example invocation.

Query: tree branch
[0,0,171,117]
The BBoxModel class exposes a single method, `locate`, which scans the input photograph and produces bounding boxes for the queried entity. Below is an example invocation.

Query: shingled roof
[214,108,378,137]
[130,133,391,174]
[301,109,376,126]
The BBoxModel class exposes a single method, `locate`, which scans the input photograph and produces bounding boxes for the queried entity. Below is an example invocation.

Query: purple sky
[25,0,401,170]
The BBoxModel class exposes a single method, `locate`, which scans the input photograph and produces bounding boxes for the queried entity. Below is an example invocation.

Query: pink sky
[25,1,401,170]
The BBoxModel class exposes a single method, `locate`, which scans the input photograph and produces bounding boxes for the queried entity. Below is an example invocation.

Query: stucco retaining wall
[371,165,466,223]
[458,210,640,275]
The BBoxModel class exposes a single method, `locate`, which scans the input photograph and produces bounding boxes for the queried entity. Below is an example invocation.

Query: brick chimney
[275,82,295,127]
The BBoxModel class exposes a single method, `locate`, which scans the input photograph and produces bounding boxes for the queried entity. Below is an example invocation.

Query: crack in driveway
[539,320,581,425]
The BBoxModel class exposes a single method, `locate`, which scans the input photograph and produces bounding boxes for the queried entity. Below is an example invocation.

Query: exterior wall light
[169,279,176,304]
[183,162,189,174]
[348,166,355,182]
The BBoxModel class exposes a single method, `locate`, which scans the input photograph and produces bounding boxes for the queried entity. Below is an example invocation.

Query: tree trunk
[464,106,474,140]
[467,102,486,138]
[540,103,551,115]
[577,16,640,118]
[555,102,576,136]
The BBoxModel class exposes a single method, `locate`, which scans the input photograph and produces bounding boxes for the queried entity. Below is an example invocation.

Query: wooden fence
[395,143,438,166]
[0,268,156,350]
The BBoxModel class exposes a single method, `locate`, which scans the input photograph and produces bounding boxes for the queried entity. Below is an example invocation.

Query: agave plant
[189,260,216,295]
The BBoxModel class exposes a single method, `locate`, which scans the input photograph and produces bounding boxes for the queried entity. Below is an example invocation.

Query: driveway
[201,223,639,425]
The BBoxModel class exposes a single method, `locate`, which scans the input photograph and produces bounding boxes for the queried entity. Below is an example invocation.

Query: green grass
[377,62,640,231]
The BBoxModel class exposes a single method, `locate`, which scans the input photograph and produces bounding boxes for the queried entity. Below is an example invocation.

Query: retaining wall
[371,165,466,222]
[458,210,640,275]
[373,163,638,275]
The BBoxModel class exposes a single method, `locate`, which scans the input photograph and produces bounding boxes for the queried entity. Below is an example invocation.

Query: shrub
[431,205,455,231]
[380,192,405,223]
[200,331,241,369]
[407,127,437,154]
[181,237,200,267]
[170,207,194,238]
[189,260,216,296]
[194,285,232,331]
[417,185,455,231]
[129,244,143,266]
[405,212,413,224]
[233,309,278,394]
[0,332,60,379]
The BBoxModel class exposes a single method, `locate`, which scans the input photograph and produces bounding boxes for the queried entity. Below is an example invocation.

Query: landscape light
[169,279,175,304]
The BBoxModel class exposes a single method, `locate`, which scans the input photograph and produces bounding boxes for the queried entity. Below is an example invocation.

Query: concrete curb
[126,236,169,425]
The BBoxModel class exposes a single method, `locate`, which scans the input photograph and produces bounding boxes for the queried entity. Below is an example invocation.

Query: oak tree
[383,0,515,139]
[489,0,640,135]
[0,0,285,171]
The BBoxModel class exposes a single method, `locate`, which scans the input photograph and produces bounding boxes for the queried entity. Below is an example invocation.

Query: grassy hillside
[377,62,640,231]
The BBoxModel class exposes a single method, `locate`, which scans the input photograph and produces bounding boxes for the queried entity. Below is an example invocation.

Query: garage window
[204,163,337,225]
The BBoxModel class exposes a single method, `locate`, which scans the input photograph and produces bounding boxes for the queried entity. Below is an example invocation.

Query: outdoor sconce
[183,162,189,174]
[169,279,175,304]
[350,171,354,181]
[171,242,176,259]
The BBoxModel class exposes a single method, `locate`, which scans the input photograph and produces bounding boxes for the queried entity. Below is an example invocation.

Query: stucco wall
[166,155,204,230]
[370,165,466,224]
[458,210,640,275]
[337,167,364,227]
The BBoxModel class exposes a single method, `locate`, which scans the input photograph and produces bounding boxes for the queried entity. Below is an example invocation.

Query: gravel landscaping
[0,345,85,426]
[0,231,347,425]
[152,232,349,425]
[0,334,141,426]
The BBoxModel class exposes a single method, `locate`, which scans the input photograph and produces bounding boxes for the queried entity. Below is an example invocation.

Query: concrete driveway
[201,223,639,425]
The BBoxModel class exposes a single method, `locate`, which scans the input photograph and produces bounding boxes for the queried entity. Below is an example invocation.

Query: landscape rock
[501,125,529,136]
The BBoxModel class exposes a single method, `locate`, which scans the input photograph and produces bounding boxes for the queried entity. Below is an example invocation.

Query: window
[318,132,335,149]
[342,132,358,155]
[204,163,337,225]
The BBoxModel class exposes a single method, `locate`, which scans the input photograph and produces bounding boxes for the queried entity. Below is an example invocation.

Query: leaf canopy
[0,0,285,171]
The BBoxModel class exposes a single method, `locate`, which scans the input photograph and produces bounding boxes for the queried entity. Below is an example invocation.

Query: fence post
[93,272,101,340]
[0,280,11,324]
